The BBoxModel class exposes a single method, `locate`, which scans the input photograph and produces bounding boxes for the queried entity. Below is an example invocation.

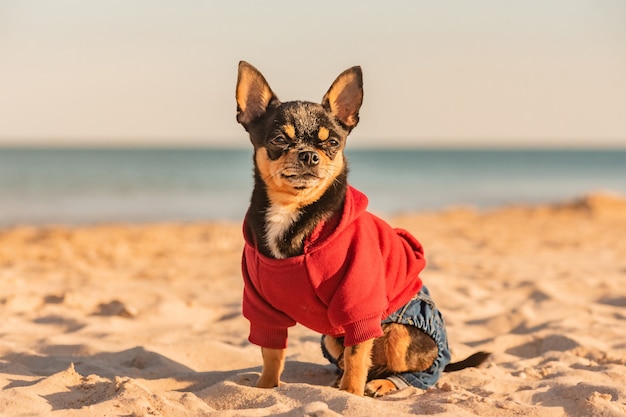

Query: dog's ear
[236,61,279,126]
[322,66,363,131]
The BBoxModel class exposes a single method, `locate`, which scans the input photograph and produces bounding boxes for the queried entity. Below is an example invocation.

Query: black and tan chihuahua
[235,61,488,397]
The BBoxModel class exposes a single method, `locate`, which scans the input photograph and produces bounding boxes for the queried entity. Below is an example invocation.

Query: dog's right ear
[322,66,363,132]
[236,61,279,126]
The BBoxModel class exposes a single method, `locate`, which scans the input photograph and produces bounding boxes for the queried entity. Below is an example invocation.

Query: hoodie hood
[242,185,369,257]
[302,186,369,254]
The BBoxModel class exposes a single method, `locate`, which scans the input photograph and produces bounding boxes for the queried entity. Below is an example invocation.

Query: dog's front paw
[339,383,365,396]
[338,375,365,396]
[365,379,397,397]
[256,374,280,388]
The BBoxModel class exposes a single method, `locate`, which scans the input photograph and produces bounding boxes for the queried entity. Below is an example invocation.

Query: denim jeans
[321,286,451,390]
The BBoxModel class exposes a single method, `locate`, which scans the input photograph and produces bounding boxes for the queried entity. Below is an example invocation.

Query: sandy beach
[1,193,625,416]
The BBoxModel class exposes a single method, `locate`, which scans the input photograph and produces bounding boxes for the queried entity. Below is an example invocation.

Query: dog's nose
[298,151,320,166]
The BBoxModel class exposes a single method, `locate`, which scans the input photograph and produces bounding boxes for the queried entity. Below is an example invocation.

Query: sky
[1,0,625,148]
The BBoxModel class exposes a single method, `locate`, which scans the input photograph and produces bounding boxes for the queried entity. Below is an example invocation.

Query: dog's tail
[443,351,491,372]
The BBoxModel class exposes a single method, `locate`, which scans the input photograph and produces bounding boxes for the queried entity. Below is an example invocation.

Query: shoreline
[1,194,625,416]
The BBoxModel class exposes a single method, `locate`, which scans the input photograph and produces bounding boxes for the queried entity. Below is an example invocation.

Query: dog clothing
[241,186,425,349]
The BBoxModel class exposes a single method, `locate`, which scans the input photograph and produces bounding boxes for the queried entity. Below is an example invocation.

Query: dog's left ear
[236,61,280,126]
[322,66,363,131]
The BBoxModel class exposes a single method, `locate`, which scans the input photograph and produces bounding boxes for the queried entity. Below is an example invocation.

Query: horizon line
[2,143,626,151]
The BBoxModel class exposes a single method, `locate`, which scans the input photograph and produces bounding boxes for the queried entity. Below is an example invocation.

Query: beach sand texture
[1,193,626,416]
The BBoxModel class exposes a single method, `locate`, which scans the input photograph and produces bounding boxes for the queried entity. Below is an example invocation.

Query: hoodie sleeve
[242,252,296,349]
[324,218,388,346]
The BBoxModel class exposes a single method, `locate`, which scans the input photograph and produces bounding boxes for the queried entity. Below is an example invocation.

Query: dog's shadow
[178,357,338,393]
[2,346,338,410]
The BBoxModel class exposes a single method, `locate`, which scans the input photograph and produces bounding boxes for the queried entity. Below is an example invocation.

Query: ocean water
[1,147,625,226]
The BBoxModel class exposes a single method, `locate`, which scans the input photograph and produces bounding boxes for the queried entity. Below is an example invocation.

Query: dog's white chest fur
[264,204,300,259]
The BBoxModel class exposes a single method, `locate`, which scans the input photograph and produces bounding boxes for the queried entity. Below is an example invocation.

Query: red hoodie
[242,186,425,349]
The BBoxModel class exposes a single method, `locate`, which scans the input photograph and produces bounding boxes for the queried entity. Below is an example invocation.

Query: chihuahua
[235,61,488,397]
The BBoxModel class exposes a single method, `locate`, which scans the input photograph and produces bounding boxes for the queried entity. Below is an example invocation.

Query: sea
[1,147,625,226]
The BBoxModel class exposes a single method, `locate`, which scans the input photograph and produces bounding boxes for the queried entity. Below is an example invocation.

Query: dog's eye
[270,136,287,147]
[327,139,340,147]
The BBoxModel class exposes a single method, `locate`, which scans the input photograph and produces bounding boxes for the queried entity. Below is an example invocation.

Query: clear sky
[1,0,625,148]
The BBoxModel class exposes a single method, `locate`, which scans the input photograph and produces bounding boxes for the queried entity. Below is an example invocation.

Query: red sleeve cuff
[248,323,289,349]
[342,317,384,346]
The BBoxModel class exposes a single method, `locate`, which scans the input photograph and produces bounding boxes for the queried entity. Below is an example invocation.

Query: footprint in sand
[92,300,136,318]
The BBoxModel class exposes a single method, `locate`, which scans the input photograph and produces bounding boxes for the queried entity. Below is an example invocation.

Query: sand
[1,193,626,416]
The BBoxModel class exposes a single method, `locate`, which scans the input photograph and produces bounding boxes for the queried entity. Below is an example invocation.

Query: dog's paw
[339,384,365,396]
[365,379,398,397]
[338,377,365,396]
[256,375,280,389]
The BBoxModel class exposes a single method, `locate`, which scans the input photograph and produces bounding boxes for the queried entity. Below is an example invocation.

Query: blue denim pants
[321,286,451,390]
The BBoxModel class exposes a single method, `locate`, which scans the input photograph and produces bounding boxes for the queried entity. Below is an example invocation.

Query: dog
[235,61,489,397]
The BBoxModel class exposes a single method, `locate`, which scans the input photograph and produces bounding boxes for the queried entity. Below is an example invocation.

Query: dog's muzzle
[298,151,320,167]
